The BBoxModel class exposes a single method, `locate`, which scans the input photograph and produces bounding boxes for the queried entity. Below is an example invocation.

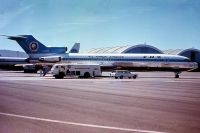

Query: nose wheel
[174,72,181,78]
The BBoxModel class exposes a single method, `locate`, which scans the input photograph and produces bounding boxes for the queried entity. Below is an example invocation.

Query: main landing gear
[174,72,181,78]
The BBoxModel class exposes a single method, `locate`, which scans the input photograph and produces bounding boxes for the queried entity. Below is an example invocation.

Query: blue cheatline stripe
[63,58,188,62]
[30,57,188,62]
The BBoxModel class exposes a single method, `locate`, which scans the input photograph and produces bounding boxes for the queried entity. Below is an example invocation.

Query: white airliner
[7,35,198,78]
[0,57,27,65]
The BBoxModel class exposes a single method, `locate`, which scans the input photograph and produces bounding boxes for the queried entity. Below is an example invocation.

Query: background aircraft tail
[69,43,80,53]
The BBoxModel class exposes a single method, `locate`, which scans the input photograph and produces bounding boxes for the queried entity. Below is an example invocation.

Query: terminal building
[82,44,200,70]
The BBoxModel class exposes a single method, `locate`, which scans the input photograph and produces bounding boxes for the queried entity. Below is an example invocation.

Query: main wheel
[133,75,137,79]
[55,72,65,79]
[84,72,90,78]
[175,74,179,78]
[55,75,62,79]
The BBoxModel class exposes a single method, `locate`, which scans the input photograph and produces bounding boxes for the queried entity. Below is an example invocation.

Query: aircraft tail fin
[69,43,80,53]
[5,35,48,55]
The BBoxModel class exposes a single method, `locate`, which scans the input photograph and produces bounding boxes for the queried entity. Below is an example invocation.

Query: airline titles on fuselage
[88,56,124,59]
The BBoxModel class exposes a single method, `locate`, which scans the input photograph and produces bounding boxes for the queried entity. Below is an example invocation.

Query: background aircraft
[69,43,80,53]
[1,35,79,71]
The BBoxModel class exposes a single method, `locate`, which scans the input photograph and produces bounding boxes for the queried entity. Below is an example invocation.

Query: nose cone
[39,57,44,62]
[194,62,199,69]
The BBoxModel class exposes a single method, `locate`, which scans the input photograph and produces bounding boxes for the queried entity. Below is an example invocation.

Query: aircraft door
[191,51,196,62]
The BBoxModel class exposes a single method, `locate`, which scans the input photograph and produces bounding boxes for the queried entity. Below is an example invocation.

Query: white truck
[51,63,102,79]
[110,70,138,79]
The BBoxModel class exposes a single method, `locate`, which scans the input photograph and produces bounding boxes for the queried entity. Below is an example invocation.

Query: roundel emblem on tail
[29,42,39,52]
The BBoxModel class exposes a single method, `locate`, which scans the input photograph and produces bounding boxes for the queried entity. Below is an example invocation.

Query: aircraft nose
[194,62,198,69]
[39,57,44,62]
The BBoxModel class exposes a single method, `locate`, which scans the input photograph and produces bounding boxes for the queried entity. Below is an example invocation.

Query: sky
[0,0,200,52]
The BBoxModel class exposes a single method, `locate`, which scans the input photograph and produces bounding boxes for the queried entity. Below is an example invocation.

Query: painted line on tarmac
[0,112,168,133]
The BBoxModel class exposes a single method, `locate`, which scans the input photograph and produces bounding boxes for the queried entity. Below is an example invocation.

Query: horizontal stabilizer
[2,35,27,40]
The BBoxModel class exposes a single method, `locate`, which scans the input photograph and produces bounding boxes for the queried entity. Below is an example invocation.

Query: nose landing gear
[174,72,181,78]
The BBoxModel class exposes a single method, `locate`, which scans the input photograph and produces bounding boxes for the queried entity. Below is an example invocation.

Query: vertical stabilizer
[7,35,48,55]
[69,43,80,53]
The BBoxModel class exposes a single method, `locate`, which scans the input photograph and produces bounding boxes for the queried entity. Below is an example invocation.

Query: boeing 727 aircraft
[7,35,198,78]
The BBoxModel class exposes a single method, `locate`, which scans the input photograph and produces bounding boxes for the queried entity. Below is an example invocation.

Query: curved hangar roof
[82,45,200,63]
[83,44,163,54]
[164,48,200,63]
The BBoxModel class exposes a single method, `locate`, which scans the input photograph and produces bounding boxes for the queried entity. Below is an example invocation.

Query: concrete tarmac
[0,71,200,133]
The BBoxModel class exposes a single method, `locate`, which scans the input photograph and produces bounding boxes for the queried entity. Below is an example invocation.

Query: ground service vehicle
[51,63,101,79]
[23,64,39,73]
[110,70,138,79]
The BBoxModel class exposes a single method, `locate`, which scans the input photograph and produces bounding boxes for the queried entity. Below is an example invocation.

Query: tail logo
[71,49,78,53]
[29,42,39,52]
